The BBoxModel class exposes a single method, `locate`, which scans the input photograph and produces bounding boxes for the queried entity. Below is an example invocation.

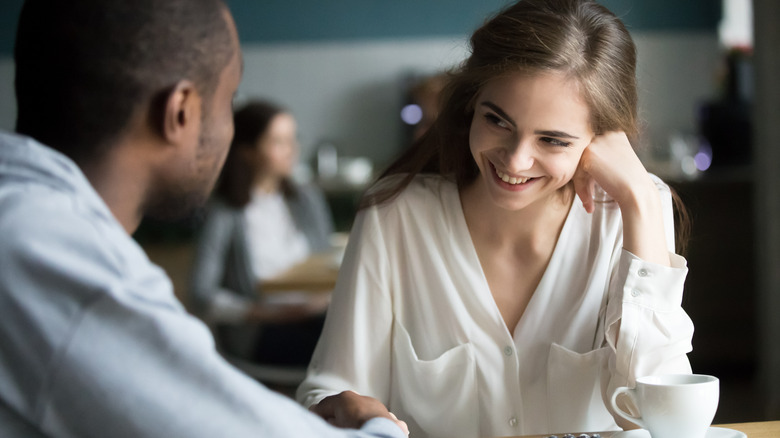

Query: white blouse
[244,190,309,280]
[297,175,693,438]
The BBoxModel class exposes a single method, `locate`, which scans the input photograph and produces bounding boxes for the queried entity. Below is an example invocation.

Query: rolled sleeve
[619,251,688,311]
[606,249,694,390]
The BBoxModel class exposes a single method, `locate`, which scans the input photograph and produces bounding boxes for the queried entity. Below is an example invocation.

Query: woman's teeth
[495,168,530,185]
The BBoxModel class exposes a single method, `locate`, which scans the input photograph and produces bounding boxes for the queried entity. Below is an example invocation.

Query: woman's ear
[161,80,202,145]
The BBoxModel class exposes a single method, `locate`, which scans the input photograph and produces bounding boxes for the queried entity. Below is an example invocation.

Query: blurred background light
[400,104,423,125]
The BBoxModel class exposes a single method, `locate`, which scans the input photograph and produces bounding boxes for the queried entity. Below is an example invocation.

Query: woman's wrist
[618,179,671,266]
[613,175,660,216]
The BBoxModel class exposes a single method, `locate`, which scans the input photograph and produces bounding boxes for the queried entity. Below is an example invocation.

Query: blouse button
[508,416,518,427]
[631,288,641,297]
[503,346,513,357]
[638,268,649,277]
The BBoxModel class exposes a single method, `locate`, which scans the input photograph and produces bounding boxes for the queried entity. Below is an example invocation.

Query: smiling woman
[297,1,695,437]
[467,73,593,212]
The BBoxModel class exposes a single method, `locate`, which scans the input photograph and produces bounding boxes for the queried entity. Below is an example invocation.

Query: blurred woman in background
[190,100,333,366]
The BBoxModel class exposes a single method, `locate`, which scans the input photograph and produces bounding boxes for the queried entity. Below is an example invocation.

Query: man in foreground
[0,0,407,436]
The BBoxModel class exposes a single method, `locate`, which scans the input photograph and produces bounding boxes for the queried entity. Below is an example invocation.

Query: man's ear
[161,80,201,145]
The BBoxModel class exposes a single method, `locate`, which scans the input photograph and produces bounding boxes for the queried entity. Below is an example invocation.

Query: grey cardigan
[189,183,334,356]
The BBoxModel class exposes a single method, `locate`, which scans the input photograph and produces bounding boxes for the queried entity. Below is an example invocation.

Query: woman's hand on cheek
[575,131,672,265]
[573,131,653,212]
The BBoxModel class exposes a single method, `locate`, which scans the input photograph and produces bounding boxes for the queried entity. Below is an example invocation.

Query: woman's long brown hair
[361,0,690,253]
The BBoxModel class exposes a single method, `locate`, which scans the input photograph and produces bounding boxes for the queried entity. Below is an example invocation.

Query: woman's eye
[484,113,510,129]
[540,137,571,147]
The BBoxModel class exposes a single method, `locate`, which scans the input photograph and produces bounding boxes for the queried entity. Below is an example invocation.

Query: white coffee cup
[610,374,719,438]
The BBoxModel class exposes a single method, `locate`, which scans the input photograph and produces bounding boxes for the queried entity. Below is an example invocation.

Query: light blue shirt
[0,131,404,438]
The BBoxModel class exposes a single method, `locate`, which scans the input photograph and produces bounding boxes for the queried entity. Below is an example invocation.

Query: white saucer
[612,427,746,438]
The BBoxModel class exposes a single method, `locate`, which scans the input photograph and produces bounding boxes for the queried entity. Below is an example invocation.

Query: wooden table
[717,421,780,437]
[259,252,340,293]
[498,420,780,437]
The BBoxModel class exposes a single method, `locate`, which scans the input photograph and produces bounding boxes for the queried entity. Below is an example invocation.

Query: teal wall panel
[226,0,508,42]
[0,0,721,57]
[0,1,24,57]
[228,0,721,43]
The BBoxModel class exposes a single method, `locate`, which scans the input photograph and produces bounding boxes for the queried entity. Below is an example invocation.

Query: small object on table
[547,435,601,438]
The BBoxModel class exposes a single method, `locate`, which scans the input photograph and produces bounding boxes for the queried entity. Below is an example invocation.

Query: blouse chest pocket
[391,319,478,438]
[546,343,618,433]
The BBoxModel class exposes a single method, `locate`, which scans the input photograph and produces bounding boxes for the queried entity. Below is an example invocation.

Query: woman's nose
[506,139,535,171]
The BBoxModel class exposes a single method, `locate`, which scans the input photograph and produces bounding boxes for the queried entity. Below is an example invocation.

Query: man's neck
[79,148,148,235]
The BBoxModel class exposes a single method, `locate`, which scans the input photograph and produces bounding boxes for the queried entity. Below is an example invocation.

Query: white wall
[634,32,721,146]
[0,31,721,169]
[235,37,468,167]
[236,32,721,168]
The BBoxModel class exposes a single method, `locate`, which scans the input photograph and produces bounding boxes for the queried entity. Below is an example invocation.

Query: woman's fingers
[573,151,595,213]
[579,131,650,209]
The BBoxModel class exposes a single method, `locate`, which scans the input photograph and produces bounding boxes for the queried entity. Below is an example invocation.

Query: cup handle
[610,386,646,429]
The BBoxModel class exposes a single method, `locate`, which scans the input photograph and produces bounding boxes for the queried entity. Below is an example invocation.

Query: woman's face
[255,113,298,179]
[468,72,595,211]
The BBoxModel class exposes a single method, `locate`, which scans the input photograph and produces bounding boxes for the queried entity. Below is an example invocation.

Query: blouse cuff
[616,249,688,311]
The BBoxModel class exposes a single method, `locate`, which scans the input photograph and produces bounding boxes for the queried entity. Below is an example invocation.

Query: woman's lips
[490,162,537,190]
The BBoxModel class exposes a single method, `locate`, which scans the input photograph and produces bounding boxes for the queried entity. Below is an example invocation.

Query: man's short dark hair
[14,0,234,164]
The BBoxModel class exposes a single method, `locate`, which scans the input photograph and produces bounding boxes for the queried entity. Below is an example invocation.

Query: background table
[260,253,340,293]
[498,420,780,438]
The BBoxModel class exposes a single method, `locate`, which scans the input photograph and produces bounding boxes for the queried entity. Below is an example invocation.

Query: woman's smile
[490,161,539,190]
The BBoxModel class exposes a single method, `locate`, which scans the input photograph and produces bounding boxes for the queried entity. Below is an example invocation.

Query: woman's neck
[459,179,574,254]
[253,174,282,194]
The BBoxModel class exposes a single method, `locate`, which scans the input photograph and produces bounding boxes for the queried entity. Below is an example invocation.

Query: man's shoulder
[0,182,102,247]
[0,180,161,296]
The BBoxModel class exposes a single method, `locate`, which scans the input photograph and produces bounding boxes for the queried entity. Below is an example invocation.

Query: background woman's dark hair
[216,100,297,208]
[362,0,690,253]
[14,0,233,166]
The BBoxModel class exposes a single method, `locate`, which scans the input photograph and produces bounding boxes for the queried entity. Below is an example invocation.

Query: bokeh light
[695,143,713,171]
[400,104,423,125]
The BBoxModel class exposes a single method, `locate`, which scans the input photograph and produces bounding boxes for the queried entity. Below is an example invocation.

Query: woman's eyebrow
[535,130,580,139]
[480,102,580,139]
[479,102,517,128]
